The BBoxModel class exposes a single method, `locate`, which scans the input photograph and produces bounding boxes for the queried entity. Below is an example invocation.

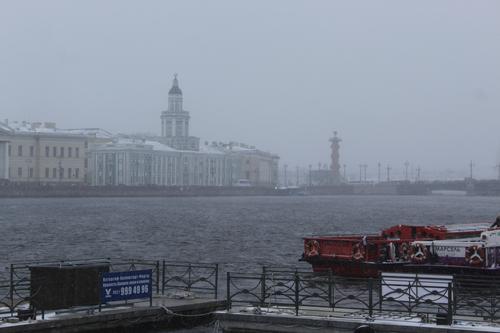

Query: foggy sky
[1,0,499,180]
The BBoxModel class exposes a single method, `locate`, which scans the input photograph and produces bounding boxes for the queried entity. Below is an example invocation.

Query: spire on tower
[169,74,182,95]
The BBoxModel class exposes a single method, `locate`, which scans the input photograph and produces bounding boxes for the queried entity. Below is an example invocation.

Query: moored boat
[302,221,493,277]
[401,228,500,276]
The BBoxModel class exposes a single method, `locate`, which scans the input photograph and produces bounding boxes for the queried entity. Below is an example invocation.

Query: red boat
[302,223,492,277]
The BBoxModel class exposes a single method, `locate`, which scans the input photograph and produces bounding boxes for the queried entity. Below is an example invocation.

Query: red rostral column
[330,131,342,184]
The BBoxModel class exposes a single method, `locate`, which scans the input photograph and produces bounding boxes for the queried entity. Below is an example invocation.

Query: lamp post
[308,164,312,187]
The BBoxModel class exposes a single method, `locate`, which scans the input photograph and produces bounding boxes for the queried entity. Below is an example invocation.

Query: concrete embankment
[0,182,430,198]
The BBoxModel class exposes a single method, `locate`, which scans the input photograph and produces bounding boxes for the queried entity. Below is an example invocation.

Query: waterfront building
[159,75,200,151]
[0,123,13,180]
[225,142,279,187]
[89,139,230,186]
[90,75,279,187]
[0,120,113,184]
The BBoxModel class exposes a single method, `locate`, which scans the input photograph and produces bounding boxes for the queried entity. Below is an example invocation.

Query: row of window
[14,167,80,179]
[8,145,82,158]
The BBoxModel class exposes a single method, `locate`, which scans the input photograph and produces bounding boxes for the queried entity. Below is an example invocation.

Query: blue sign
[100,269,152,303]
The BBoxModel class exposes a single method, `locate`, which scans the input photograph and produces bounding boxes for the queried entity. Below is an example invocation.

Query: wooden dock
[0,296,227,333]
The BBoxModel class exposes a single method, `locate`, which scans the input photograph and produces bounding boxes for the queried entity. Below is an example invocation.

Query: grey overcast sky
[1,0,499,179]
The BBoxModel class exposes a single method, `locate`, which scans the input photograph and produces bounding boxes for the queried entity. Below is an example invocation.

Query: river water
[1,194,500,332]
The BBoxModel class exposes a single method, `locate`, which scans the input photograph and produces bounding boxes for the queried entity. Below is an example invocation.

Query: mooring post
[294,273,300,316]
[9,264,14,316]
[161,260,166,295]
[226,272,231,310]
[214,263,219,300]
[155,260,160,295]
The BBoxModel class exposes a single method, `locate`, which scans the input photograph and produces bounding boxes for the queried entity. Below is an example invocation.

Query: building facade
[90,75,279,187]
[0,121,113,184]
[90,140,230,186]
[0,123,12,180]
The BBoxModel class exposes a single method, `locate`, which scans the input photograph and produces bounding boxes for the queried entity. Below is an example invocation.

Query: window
[60,147,64,157]
[68,147,72,157]
[59,167,64,179]
[45,168,49,178]
[29,168,33,178]
[30,146,34,157]
[8,145,11,156]
[52,168,57,178]
[84,158,88,168]
[45,146,50,157]
[18,145,22,156]
[75,147,80,158]
[84,141,88,149]
[53,147,57,157]
[68,168,72,179]
[75,168,79,179]
[17,167,22,177]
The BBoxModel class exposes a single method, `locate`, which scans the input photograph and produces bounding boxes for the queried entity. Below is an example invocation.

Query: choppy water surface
[1,195,500,332]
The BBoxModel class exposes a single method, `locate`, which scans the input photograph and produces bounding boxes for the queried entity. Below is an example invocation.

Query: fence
[0,258,219,318]
[226,268,500,323]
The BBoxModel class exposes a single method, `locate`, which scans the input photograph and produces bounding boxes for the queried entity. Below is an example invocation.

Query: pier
[2,260,500,332]
[216,268,500,333]
[0,258,226,332]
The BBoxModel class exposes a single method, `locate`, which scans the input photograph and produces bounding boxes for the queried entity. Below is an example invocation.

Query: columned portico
[0,139,10,180]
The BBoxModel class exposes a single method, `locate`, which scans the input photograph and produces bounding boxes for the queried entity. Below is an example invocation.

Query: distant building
[225,143,279,186]
[159,75,200,151]
[90,75,279,187]
[89,139,230,186]
[0,120,112,184]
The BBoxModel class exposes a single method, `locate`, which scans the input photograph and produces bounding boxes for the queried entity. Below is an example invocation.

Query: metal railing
[162,261,219,299]
[226,268,500,323]
[0,258,219,319]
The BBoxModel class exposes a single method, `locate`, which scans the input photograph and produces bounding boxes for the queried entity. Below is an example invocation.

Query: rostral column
[329,131,342,184]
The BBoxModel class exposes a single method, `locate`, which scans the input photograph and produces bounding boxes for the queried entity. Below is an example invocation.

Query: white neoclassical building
[90,75,279,187]
[90,140,230,186]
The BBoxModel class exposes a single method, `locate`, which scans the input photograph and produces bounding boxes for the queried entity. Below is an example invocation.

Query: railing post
[260,266,266,307]
[214,263,219,300]
[453,279,457,316]
[161,260,166,295]
[408,282,412,314]
[9,264,14,316]
[226,272,231,310]
[368,278,373,317]
[188,263,192,292]
[294,272,300,316]
[155,260,160,295]
[379,276,383,312]
[447,282,453,324]
[328,269,333,309]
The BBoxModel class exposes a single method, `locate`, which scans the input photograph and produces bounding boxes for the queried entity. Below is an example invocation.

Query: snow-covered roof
[4,120,114,139]
[0,121,13,134]
[94,139,178,153]
[63,128,114,139]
